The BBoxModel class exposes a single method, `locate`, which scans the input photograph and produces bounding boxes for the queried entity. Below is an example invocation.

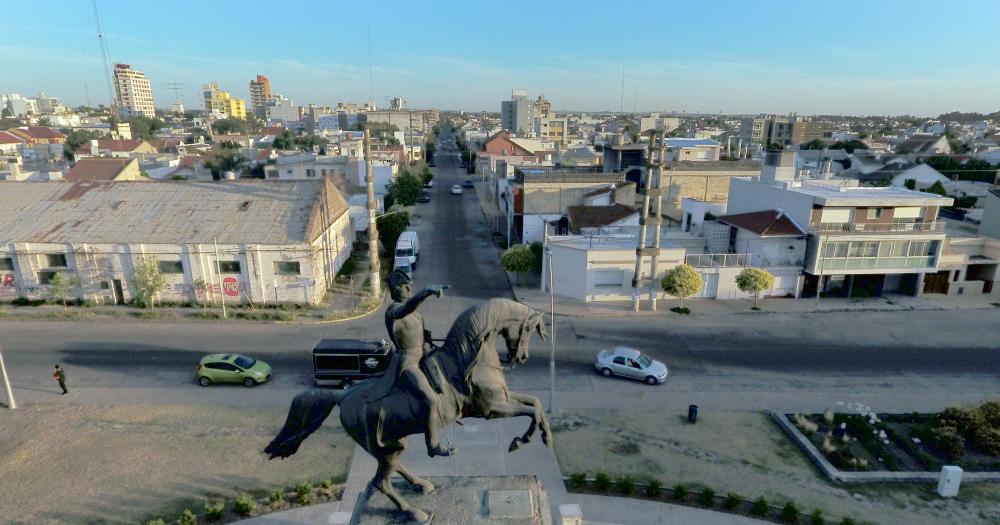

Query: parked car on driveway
[197,353,271,387]
[450,184,463,195]
[462,179,474,188]
[594,347,667,385]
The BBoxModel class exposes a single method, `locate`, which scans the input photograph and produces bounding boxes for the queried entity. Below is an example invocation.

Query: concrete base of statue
[350,475,551,525]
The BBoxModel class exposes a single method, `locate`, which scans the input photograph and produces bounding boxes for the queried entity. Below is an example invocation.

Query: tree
[376,208,410,254]
[529,242,544,273]
[501,244,534,284]
[203,143,246,179]
[0,107,11,118]
[420,167,433,185]
[47,273,79,309]
[131,258,168,309]
[828,139,868,153]
[126,116,166,140]
[766,142,785,151]
[386,171,424,206]
[63,129,108,158]
[424,141,436,159]
[800,139,827,150]
[272,130,296,150]
[211,118,248,135]
[192,278,211,309]
[660,264,702,312]
[926,181,948,196]
[37,117,52,127]
[904,179,916,190]
[735,267,774,310]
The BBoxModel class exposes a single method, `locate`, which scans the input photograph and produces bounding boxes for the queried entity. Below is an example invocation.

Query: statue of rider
[384,269,455,458]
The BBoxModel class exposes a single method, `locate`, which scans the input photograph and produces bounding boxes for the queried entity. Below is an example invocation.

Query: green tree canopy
[828,139,868,153]
[501,244,535,283]
[735,267,774,309]
[211,118,248,135]
[47,272,79,309]
[203,143,246,179]
[376,208,410,254]
[660,264,702,309]
[131,258,168,309]
[63,129,109,158]
[126,116,166,140]
[800,139,827,150]
[386,171,424,206]
[926,181,948,196]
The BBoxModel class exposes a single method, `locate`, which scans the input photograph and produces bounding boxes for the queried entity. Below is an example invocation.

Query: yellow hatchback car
[196,354,272,387]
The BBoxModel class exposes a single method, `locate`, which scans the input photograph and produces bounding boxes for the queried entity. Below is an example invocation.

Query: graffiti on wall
[0,273,15,294]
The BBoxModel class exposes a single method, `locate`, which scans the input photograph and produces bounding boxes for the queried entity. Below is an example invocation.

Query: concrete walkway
[232,418,767,525]
[514,284,1000,320]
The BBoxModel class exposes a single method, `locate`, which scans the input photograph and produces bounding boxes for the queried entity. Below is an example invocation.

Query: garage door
[694,273,719,298]
[767,274,798,298]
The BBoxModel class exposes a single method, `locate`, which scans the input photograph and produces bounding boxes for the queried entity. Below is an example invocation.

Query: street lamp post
[546,246,556,414]
[0,347,17,410]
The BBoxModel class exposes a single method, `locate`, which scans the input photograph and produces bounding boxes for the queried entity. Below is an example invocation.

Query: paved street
[2,126,999,414]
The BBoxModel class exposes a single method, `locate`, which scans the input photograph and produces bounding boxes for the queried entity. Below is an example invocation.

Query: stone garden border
[769,410,1000,483]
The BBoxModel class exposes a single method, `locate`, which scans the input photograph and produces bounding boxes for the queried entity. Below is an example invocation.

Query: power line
[91,0,116,119]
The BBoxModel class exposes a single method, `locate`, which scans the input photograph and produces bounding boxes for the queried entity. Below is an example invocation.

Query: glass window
[216,261,241,273]
[613,356,627,365]
[0,257,12,271]
[849,242,877,257]
[867,208,883,219]
[233,355,256,369]
[908,241,928,257]
[889,241,909,257]
[217,363,239,372]
[38,271,57,284]
[157,260,184,274]
[823,242,848,258]
[274,261,301,275]
[306,169,316,178]
[637,354,652,368]
[46,254,67,267]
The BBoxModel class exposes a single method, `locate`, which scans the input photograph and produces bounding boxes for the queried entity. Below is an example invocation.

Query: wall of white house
[0,213,352,306]
[726,178,815,229]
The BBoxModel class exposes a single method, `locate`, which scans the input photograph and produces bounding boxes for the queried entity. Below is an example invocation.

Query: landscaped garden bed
[789,400,1000,473]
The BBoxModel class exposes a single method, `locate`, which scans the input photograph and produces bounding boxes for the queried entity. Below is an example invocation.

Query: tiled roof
[717,210,806,237]
[64,158,134,182]
[97,139,148,152]
[12,126,66,140]
[567,204,637,234]
[0,131,26,144]
[0,178,349,245]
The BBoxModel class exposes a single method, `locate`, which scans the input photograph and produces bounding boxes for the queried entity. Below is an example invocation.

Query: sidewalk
[514,283,1000,320]
[577,494,773,525]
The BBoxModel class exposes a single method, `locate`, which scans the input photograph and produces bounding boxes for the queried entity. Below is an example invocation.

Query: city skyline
[3,0,1000,116]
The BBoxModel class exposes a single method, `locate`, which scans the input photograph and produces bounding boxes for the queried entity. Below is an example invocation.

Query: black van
[312,338,393,387]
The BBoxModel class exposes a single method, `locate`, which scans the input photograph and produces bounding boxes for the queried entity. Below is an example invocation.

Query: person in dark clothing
[53,364,68,395]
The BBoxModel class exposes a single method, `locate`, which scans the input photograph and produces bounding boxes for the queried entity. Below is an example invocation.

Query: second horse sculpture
[264,298,550,524]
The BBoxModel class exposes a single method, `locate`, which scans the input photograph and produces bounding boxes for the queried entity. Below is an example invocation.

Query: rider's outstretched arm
[394,288,441,318]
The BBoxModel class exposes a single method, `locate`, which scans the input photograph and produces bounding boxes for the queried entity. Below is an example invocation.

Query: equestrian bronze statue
[265,288,550,524]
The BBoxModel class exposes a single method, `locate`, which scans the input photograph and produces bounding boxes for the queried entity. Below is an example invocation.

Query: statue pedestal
[351,475,551,525]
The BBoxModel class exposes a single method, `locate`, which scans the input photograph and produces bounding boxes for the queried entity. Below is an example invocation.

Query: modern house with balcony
[727,151,953,298]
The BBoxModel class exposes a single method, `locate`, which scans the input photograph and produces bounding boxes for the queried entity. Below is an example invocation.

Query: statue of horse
[264,298,550,524]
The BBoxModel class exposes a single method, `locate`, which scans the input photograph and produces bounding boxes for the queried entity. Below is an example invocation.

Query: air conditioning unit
[855,223,865,231]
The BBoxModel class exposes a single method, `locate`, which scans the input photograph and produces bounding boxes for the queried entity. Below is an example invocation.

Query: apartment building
[501,89,532,135]
[0,179,352,305]
[203,82,247,119]
[114,64,156,119]
[727,152,953,298]
[248,75,271,118]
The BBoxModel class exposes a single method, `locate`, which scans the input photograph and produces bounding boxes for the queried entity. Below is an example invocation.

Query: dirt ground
[551,410,1000,525]
[0,404,354,525]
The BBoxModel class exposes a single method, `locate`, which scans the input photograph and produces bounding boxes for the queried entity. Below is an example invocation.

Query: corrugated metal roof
[0,179,348,245]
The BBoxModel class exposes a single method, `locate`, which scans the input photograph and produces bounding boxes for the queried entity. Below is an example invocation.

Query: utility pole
[547,245,556,415]
[630,131,666,311]
[0,347,17,410]
[214,238,227,319]
[364,126,382,298]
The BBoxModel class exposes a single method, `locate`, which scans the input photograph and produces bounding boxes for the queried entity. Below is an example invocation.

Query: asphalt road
[1,125,999,413]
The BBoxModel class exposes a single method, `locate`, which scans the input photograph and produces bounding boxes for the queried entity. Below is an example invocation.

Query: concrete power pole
[0,347,17,409]
[364,127,382,298]
[630,131,666,311]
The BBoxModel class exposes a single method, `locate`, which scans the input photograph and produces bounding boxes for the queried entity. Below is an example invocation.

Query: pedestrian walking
[53,364,68,395]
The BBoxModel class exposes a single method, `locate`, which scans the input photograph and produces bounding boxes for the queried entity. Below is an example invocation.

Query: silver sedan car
[594,347,668,385]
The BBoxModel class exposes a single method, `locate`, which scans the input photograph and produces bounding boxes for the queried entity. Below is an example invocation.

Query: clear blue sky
[3,0,999,116]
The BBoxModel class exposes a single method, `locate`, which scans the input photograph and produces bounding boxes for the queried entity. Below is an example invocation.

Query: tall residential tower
[249,75,271,118]
[114,63,155,119]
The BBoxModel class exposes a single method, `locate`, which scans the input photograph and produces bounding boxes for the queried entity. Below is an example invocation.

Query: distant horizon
[4,0,1000,116]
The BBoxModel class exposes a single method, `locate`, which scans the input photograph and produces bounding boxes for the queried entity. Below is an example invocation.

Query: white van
[395,231,420,270]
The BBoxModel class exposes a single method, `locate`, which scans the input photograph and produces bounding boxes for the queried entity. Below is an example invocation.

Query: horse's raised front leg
[484,397,542,452]
[395,461,436,495]
[509,391,552,448]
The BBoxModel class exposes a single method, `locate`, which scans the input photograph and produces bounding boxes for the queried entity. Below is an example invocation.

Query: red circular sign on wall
[222,277,240,297]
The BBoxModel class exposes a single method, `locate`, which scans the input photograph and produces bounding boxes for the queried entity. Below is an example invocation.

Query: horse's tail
[264,388,343,459]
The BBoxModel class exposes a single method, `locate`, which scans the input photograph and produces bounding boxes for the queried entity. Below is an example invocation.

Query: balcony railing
[686,253,751,268]
[809,221,945,234]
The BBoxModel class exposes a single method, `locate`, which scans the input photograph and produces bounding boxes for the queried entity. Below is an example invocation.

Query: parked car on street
[418,190,431,203]
[450,184,463,195]
[462,179,474,188]
[594,347,668,385]
[196,354,271,387]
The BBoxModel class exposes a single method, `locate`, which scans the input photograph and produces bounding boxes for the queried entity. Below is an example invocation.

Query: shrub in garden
[177,509,197,525]
[319,478,333,489]
[615,476,635,495]
[233,493,257,517]
[976,427,1000,456]
[810,509,825,525]
[697,487,715,507]
[672,483,688,500]
[979,400,1000,427]
[941,406,984,438]
[204,501,225,522]
[567,473,587,490]
[295,480,313,499]
[269,489,284,505]
[780,501,800,523]
[840,518,857,525]
[146,520,165,525]
[645,478,662,497]
[750,496,769,516]
[723,492,742,510]
[593,472,611,492]
[932,425,965,458]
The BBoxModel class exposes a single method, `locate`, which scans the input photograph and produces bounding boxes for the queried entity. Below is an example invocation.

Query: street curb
[279,292,387,325]
[472,182,518,302]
